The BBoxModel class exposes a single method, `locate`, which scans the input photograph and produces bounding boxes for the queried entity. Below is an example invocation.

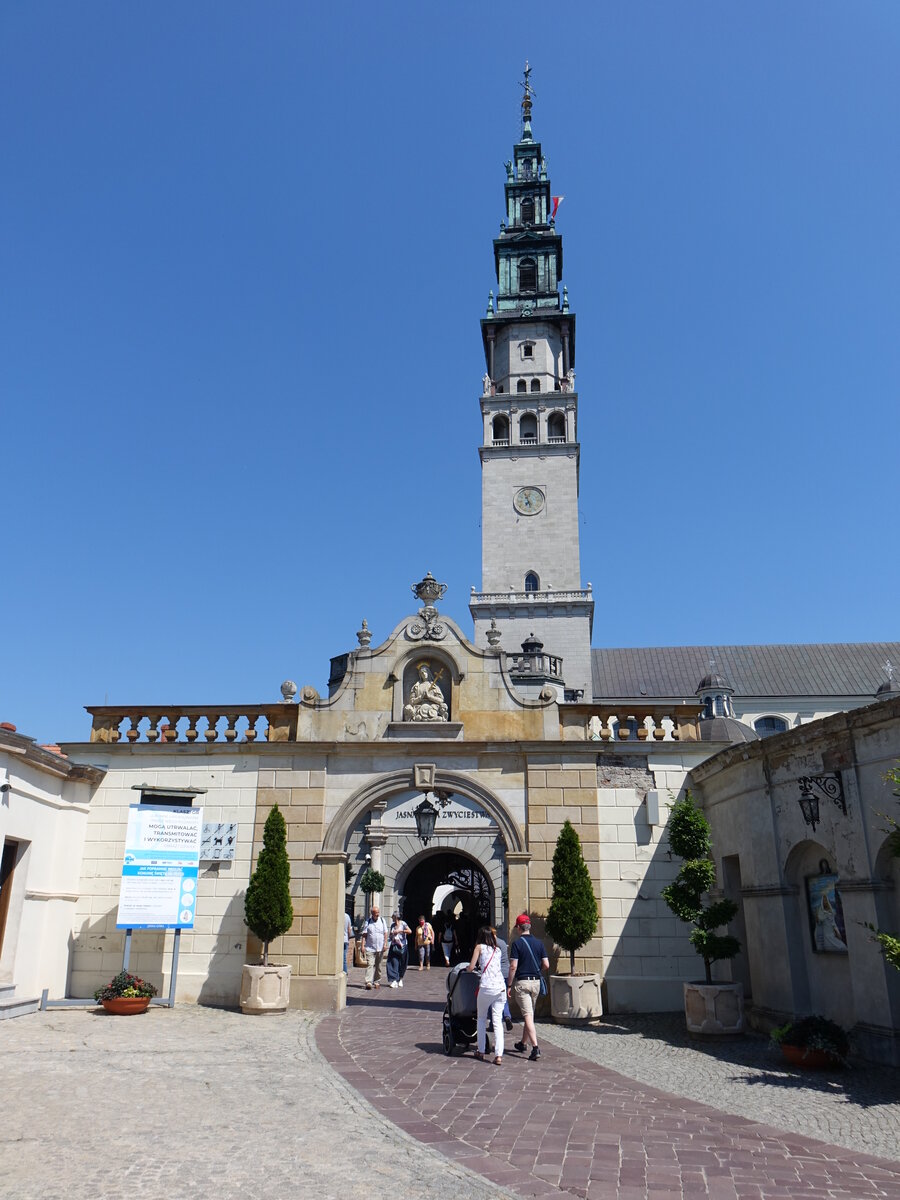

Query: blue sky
[2,4,898,744]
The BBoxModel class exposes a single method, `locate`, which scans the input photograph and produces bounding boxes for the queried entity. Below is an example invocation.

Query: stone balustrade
[472,587,593,603]
[585,706,703,743]
[86,705,299,745]
[509,652,564,679]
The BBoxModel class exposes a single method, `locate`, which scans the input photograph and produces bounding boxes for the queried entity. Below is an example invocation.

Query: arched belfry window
[519,412,537,443]
[548,412,565,441]
[516,379,527,394]
[518,258,536,293]
[521,197,534,225]
[491,414,509,444]
[530,379,541,392]
[525,572,539,592]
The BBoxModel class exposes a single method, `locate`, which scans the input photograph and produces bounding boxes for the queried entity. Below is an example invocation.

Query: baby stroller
[441,963,492,1056]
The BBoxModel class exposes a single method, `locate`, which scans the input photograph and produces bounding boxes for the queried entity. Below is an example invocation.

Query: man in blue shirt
[507,912,549,1061]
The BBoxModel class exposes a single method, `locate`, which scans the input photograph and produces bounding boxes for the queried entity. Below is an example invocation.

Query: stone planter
[683,980,744,1035]
[101,996,151,1015]
[550,973,603,1023]
[240,963,292,1015]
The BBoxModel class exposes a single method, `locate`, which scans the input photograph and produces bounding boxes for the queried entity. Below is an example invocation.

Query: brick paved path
[317,969,900,1200]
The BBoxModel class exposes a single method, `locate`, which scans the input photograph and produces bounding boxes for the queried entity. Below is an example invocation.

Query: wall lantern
[797,774,846,834]
[413,796,439,844]
[797,781,820,832]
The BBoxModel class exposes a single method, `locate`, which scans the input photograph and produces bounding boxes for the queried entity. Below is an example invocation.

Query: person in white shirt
[466,925,506,1065]
[343,911,353,974]
[362,905,389,990]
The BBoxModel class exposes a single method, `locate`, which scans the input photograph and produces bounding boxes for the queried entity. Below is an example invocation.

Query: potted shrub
[241,804,294,1014]
[94,970,158,1015]
[771,1015,850,1068]
[661,792,743,1035]
[545,820,602,1022]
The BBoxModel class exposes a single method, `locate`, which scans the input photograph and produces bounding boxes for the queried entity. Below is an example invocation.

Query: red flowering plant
[94,971,158,1002]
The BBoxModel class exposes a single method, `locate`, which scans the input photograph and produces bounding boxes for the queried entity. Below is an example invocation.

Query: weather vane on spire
[520,60,536,102]
[519,60,535,139]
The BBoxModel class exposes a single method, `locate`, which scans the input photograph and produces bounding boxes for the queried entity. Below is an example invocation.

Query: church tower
[470,68,593,700]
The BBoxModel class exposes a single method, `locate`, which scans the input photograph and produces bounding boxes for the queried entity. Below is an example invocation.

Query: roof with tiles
[591,642,900,701]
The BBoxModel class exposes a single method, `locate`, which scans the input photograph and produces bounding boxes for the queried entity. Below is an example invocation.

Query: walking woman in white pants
[466,925,505,1065]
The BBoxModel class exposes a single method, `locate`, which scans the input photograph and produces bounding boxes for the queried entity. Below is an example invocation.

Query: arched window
[525,572,539,592]
[491,414,509,444]
[547,412,565,441]
[519,413,537,443]
[530,379,541,392]
[714,694,725,717]
[754,716,789,737]
[703,697,714,719]
[521,197,534,225]
[518,258,536,292]
[516,379,527,394]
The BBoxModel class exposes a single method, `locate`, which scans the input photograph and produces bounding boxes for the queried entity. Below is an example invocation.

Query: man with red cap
[507,912,549,1061]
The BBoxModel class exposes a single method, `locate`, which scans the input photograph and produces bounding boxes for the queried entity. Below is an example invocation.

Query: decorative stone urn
[683,981,744,1036]
[549,973,603,1024]
[240,963,292,1015]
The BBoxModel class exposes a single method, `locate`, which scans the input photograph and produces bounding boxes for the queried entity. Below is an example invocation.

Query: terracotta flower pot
[780,1044,841,1070]
[101,996,151,1015]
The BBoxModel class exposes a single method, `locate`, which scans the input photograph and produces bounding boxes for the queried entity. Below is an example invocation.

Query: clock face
[514,486,545,516]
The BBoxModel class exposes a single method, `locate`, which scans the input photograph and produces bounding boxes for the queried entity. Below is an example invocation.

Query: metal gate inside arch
[400,851,494,963]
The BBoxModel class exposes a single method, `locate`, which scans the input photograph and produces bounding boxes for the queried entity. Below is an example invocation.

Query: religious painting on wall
[805,868,848,953]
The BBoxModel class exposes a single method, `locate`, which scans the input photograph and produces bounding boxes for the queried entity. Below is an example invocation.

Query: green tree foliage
[661,793,739,983]
[865,765,900,972]
[545,820,599,974]
[358,868,385,898]
[244,804,293,966]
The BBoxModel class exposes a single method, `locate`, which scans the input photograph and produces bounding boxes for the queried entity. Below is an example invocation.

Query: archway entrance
[401,852,493,966]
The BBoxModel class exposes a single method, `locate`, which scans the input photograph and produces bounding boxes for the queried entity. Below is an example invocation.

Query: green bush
[545,820,599,974]
[661,793,739,983]
[244,804,293,966]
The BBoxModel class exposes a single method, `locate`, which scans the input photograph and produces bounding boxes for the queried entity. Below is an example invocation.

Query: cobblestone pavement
[537,1012,900,1163]
[317,966,900,1199]
[0,1002,516,1200]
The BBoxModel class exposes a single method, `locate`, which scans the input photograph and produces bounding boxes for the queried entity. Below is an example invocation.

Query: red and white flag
[550,195,565,220]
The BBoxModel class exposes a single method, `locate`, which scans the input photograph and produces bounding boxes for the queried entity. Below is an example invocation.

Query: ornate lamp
[413,795,439,845]
[797,781,820,832]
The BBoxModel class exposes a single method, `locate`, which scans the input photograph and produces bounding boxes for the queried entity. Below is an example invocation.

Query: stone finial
[280,680,297,703]
[486,618,502,647]
[562,285,569,313]
[357,619,372,648]
[411,571,447,608]
[486,290,494,317]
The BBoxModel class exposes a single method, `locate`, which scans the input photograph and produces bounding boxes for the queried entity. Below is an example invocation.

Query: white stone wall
[491,323,563,392]
[692,695,900,1063]
[594,751,710,1012]
[0,751,94,999]
[481,451,582,593]
[70,754,259,1005]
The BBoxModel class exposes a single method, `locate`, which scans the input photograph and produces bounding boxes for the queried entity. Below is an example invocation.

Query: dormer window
[522,343,533,359]
[521,197,534,225]
[518,258,536,292]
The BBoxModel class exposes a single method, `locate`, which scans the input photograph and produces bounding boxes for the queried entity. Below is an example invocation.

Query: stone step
[0,995,40,1020]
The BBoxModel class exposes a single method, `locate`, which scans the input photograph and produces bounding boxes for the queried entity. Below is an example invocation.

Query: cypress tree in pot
[241,804,294,1013]
[544,820,602,1021]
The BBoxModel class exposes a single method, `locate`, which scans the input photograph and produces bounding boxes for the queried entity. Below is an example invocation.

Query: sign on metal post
[117,804,203,930]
